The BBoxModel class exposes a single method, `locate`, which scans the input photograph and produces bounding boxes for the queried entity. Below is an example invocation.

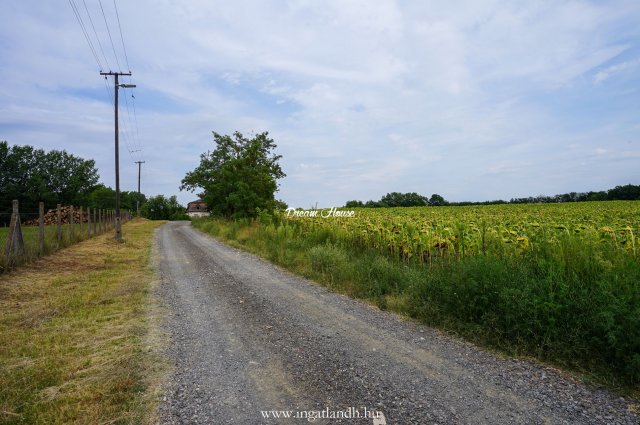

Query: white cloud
[594,58,640,83]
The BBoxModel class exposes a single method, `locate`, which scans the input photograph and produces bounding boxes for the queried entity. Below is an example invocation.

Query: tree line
[344,185,640,208]
[345,192,447,208]
[0,141,188,224]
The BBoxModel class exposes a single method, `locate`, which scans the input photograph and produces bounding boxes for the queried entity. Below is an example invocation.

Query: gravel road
[155,221,638,425]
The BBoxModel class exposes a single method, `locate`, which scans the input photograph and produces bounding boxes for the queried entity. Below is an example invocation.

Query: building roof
[187,200,208,212]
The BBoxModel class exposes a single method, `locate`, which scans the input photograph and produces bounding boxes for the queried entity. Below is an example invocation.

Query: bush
[308,244,350,284]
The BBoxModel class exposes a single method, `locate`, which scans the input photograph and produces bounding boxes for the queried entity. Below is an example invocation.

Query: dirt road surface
[155,221,638,424]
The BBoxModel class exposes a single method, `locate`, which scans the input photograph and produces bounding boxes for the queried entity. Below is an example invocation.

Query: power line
[112,0,142,156]
[69,0,144,163]
[110,0,142,159]
[98,0,122,72]
[117,101,138,160]
[102,75,114,105]
[68,0,102,70]
[82,0,111,71]
[130,92,141,151]
[112,0,130,72]
[122,88,142,155]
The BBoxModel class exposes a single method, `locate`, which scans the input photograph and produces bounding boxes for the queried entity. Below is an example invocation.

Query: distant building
[186,200,208,218]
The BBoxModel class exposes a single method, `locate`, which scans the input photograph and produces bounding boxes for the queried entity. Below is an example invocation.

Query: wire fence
[0,200,133,273]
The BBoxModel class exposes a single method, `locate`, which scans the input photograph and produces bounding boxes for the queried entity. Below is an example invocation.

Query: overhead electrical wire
[68,0,102,70]
[130,92,141,151]
[112,0,130,72]
[99,0,141,160]
[122,88,141,156]
[68,0,115,107]
[68,0,144,163]
[98,0,122,72]
[82,0,111,71]
[118,102,138,161]
[113,0,142,154]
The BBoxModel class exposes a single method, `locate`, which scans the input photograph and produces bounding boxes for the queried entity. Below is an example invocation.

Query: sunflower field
[281,201,639,265]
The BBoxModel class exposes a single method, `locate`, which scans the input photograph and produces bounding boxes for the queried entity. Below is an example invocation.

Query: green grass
[0,221,113,273]
[0,218,167,424]
[193,216,640,395]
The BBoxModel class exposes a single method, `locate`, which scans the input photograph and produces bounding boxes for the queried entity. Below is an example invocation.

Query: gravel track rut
[155,221,638,424]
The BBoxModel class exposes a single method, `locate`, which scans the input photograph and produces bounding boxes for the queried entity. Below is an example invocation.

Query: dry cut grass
[0,218,167,424]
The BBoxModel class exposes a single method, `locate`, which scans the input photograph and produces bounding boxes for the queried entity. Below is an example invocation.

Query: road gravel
[155,221,638,424]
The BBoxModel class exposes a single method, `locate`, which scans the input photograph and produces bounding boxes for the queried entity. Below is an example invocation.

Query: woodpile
[23,206,95,226]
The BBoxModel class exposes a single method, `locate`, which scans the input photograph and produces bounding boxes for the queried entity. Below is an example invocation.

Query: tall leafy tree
[180,131,285,218]
[42,149,99,206]
[380,192,428,207]
[0,141,99,223]
[87,184,147,211]
[607,184,640,200]
[141,195,188,220]
[428,193,448,206]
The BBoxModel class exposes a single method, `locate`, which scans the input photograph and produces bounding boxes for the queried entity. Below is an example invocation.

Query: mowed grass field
[194,201,640,392]
[0,223,100,272]
[0,219,166,424]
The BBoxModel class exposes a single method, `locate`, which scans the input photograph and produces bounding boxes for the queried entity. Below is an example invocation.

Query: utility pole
[100,71,136,242]
[135,160,145,216]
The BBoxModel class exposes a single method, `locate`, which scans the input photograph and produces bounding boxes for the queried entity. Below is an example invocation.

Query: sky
[1,0,639,208]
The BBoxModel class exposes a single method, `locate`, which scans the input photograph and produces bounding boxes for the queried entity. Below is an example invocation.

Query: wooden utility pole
[100,71,136,242]
[135,160,145,216]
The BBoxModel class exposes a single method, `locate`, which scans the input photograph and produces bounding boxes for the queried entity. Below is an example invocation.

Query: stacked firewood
[23,206,95,226]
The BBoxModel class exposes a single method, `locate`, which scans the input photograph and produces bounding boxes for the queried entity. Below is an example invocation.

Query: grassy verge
[193,218,640,395]
[0,218,167,424]
[1,222,115,273]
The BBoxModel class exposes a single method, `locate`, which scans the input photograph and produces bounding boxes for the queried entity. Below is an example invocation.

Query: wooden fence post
[87,207,91,238]
[69,205,74,243]
[94,208,97,234]
[79,206,83,237]
[5,200,26,266]
[38,202,45,255]
[56,204,62,245]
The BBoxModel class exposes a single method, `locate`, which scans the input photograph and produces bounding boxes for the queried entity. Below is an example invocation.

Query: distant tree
[365,200,388,208]
[125,192,147,213]
[87,184,147,212]
[380,192,403,207]
[42,148,99,206]
[274,199,288,210]
[607,184,640,200]
[180,131,285,218]
[87,185,116,209]
[586,191,607,201]
[428,194,448,206]
[0,141,99,224]
[345,200,364,208]
[141,195,188,220]
[380,192,428,207]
